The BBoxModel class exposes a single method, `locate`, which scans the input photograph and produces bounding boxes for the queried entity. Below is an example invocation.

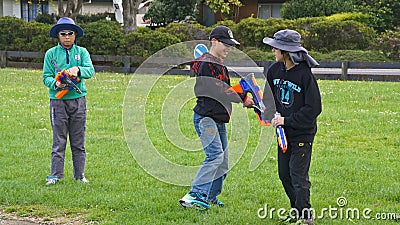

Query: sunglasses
[59,31,75,37]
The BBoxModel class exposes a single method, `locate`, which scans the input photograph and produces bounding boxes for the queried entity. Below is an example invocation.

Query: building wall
[202,0,286,25]
[0,1,3,16]
[0,0,113,18]
[238,0,259,20]
[1,0,21,17]
[47,1,114,16]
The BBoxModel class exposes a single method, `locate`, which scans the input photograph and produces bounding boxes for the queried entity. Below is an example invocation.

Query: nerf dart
[51,60,82,98]
[229,73,271,126]
[275,112,288,153]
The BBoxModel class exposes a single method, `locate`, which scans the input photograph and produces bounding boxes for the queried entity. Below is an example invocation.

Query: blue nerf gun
[275,112,288,153]
[229,73,271,126]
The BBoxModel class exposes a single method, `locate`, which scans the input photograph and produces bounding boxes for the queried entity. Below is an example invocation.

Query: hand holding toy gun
[275,112,288,153]
[228,73,271,126]
[51,60,82,98]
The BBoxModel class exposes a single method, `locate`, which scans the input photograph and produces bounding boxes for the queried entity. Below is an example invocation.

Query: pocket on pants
[291,142,312,156]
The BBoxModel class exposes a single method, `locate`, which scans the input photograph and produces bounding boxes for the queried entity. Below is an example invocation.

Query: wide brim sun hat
[49,17,84,38]
[262,29,307,53]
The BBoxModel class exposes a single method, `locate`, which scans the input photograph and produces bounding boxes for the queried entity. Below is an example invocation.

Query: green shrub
[77,13,116,23]
[79,20,125,55]
[24,21,55,53]
[34,13,56,24]
[314,50,391,62]
[303,20,376,52]
[158,23,209,41]
[326,12,371,25]
[124,30,181,58]
[376,28,400,61]
[242,47,275,61]
[235,17,294,49]
[215,19,237,29]
[0,17,27,51]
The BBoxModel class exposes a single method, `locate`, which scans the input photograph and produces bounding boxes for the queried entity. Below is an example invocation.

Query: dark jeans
[278,142,313,219]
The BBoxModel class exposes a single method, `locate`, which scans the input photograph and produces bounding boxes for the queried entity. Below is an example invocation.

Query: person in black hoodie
[179,26,254,210]
[263,30,322,225]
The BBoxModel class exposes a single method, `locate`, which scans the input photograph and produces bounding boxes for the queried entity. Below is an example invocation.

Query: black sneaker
[179,192,210,210]
[209,199,224,207]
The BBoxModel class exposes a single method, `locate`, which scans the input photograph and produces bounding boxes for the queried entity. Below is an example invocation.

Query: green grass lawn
[0,68,399,224]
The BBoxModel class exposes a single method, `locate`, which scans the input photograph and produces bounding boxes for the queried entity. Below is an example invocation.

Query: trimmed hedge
[0,14,398,62]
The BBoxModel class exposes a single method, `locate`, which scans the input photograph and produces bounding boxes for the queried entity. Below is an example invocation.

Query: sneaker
[209,199,224,207]
[78,177,89,184]
[303,217,314,225]
[280,210,297,223]
[45,176,59,186]
[290,217,314,225]
[179,192,210,211]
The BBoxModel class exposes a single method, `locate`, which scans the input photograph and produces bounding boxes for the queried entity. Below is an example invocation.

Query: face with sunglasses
[58,30,76,49]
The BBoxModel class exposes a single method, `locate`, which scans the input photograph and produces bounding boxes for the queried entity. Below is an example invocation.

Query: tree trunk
[58,0,66,17]
[122,0,141,34]
[57,0,83,21]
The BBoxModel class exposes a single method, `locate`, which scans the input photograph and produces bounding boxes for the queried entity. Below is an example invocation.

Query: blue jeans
[190,112,229,201]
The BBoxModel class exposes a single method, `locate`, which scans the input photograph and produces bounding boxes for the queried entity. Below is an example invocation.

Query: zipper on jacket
[65,48,69,64]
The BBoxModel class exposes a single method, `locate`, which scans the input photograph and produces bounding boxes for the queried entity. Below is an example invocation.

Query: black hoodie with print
[265,61,322,142]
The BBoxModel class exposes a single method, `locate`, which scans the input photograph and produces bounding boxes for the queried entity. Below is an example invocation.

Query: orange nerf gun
[229,73,271,126]
[51,60,82,98]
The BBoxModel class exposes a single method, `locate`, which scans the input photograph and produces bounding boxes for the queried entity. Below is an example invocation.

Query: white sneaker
[78,177,89,184]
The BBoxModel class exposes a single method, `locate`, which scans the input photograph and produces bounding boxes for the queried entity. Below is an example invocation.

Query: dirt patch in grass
[0,209,91,225]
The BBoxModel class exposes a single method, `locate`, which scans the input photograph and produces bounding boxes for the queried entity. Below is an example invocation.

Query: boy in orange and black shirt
[179,26,254,210]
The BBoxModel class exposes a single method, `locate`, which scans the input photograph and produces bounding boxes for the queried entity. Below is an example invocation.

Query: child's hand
[271,116,284,127]
[243,97,255,108]
[67,66,80,77]
[55,81,66,88]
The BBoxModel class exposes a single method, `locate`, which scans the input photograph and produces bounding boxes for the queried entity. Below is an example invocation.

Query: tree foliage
[205,0,242,15]
[353,0,400,32]
[144,0,197,26]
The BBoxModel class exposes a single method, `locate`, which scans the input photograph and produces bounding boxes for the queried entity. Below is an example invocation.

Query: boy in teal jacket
[42,17,95,185]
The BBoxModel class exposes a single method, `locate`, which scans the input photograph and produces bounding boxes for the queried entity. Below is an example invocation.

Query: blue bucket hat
[49,17,84,38]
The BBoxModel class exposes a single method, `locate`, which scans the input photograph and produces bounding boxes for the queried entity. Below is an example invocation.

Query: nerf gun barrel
[229,73,271,126]
[51,60,82,98]
[275,112,288,153]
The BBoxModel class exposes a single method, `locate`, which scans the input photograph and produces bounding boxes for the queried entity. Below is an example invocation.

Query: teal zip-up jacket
[43,43,95,99]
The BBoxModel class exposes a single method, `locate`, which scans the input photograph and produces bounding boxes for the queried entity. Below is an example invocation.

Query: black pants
[278,142,313,219]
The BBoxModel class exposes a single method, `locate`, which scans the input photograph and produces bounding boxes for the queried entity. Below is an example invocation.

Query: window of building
[258,4,282,19]
[21,0,49,22]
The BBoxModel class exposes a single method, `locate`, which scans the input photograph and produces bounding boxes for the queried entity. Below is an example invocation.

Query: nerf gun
[51,60,82,99]
[229,73,271,126]
[275,112,288,153]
